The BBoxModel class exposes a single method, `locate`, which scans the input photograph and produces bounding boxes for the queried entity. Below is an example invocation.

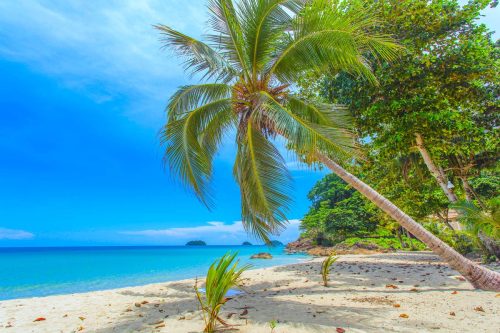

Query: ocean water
[0,246,308,300]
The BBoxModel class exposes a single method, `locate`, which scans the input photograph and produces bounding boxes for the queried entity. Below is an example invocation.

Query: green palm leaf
[156,25,237,82]
[234,121,292,242]
[259,91,360,162]
[161,98,232,206]
[167,83,233,121]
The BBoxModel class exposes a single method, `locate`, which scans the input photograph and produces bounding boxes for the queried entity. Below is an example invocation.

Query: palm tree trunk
[414,133,458,202]
[315,153,500,291]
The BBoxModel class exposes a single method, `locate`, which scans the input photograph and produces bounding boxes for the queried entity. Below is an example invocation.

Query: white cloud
[0,228,34,240]
[121,219,302,245]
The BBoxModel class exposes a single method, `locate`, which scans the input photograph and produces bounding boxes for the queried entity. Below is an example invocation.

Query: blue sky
[0,1,498,247]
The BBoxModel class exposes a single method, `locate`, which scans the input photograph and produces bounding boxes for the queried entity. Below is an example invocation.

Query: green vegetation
[186,240,207,246]
[302,174,377,246]
[302,174,426,251]
[321,254,338,287]
[195,253,251,333]
[296,0,499,267]
[159,0,500,290]
[157,0,399,243]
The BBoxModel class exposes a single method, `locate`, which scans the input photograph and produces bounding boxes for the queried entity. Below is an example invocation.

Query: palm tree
[157,0,500,290]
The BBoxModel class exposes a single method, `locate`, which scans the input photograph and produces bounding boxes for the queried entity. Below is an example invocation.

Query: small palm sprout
[195,253,251,333]
[321,253,338,287]
[269,319,278,332]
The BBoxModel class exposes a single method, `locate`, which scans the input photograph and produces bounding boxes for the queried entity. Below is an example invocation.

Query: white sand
[1,252,499,333]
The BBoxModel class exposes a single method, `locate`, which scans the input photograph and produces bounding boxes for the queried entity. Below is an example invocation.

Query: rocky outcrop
[250,252,273,259]
[286,238,315,253]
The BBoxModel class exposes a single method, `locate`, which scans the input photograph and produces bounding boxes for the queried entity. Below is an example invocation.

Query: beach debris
[141,300,149,305]
[449,312,456,316]
[451,291,458,295]
[474,306,485,312]
[496,294,500,298]
[149,320,164,326]
[134,302,142,307]
[125,308,133,312]
[393,304,401,308]
[226,312,236,319]
[155,323,166,329]
[79,316,85,321]
[410,288,419,292]
[179,316,186,320]
[240,309,248,316]
[336,328,346,333]
[385,284,398,289]
[399,313,409,318]
[33,317,46,322]
[77,326,84,331]
[63,314,68,318]
[455,276,466,281]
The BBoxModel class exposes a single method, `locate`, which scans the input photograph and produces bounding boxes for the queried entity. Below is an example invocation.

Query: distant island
[185,240,206,246]
[269,240,284,247]
[242,241,253,246]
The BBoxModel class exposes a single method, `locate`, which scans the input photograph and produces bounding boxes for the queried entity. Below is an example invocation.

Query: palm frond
[161,99,232,206]
[167,83,233,121]
[206,0,251,80]
[288,96,354,129]
[238,0,299,79]
[267,0,401,84]
[259,92,360,163]
[155,25,237,82]
[453,200,500,239]
[234,121,292,242]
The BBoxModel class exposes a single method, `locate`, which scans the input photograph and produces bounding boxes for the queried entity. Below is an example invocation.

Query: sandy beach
[1,252,498,333]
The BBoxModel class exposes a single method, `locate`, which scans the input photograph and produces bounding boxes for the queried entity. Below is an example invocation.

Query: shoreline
[0,245,307,301]
[0,257,314,302]
[1,252,499,332]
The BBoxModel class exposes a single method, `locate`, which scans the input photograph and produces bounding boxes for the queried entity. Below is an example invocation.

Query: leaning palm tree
[157,0,500,290]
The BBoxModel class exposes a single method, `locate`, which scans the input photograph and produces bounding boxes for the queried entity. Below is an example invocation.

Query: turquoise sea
[0,246,308,300]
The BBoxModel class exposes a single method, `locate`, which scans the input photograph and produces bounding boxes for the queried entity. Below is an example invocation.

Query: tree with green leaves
[157,0,500,290]
[311,0,498,203]
[301,173,377,245]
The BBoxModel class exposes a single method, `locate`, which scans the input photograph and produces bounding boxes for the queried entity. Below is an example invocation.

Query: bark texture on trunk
[415,133,458,202]
[316,153,500,291]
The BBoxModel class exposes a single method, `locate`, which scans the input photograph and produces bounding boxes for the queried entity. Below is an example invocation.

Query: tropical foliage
[157,0,399,242]
[301,173,377,244]
[297,0,499,257]
[159,0,500,289]
[301,173,427,250]
[195,253,250,332]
